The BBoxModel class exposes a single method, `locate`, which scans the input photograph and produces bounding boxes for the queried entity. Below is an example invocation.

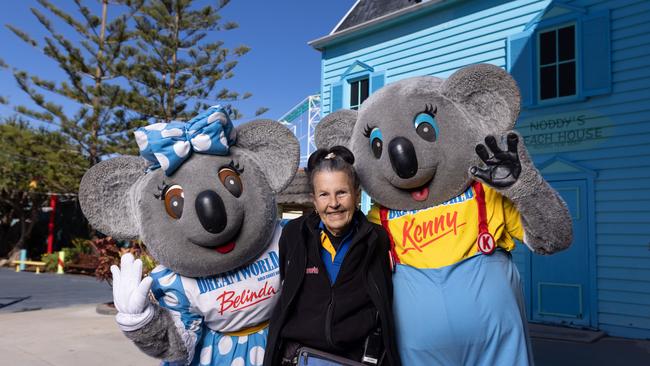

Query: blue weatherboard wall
[316,0,650,339]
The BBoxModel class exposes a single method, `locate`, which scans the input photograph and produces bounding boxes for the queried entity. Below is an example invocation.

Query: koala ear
[315,109,358,149]
[441,63,521,130]
[79,156,147,240]
[233,119,300,193]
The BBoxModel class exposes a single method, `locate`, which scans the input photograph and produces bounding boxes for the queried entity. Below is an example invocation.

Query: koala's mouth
[188,227,241,254]
[215,241,236,254]
[408,181,432,202]
[187,209,245,254]
[213,223,243,254]
[387,166,436,202]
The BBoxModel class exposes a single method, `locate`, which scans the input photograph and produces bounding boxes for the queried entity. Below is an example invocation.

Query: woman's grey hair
[306,146,360,192]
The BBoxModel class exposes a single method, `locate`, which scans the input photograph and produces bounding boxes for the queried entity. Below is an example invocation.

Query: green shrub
[66,238,95,262]
[39,238,96,272]
[40,252,60,272]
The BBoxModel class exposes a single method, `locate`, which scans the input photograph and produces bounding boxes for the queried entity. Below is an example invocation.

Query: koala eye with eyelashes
[162,184,184,219]
[414,105,439,142]
[364,125,383,159]
[218,168,243,198]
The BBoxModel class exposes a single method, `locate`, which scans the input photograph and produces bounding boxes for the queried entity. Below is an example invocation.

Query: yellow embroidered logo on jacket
[368,184,524,269]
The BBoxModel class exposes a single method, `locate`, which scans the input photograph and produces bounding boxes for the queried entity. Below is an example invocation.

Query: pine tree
[6,0,144,166]
[123,0,267,122]
[0,57,7,105]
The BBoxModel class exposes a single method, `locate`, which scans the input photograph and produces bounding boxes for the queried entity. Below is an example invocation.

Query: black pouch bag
[295,347,366,366]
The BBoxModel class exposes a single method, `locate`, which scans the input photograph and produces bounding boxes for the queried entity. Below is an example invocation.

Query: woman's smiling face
[312,170,358,236]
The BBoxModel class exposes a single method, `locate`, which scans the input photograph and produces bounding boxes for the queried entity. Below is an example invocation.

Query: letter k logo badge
[477,232,496,255]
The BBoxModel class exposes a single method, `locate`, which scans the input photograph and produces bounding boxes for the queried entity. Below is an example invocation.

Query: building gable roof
[524,1,586,31]
[333,0,422,34]
[310,0,445,51]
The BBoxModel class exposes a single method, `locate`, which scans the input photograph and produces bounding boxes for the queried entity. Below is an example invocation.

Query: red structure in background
[47,194,57,254]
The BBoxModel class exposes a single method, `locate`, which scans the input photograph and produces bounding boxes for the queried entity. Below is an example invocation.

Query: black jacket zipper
[325,294,336,349]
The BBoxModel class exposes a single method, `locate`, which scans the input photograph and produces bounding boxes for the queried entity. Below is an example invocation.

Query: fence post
[19,249,27,271]
[57,251,65,274]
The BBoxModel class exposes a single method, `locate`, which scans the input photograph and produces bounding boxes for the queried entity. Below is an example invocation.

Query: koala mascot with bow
[316,64,573,365]
[79,106,299,366]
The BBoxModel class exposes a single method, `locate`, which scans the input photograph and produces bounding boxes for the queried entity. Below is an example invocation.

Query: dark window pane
[558,25,575,61]
[559,61,576,97]
[539,30,556,65]
[360,78,369,104]
[350,81,359,107]
[540,65,557,100]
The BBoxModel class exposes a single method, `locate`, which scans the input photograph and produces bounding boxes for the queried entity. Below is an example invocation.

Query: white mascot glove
[110,253,155,332]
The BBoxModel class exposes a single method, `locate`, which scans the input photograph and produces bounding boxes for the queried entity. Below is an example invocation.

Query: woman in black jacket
[264,146,400,366]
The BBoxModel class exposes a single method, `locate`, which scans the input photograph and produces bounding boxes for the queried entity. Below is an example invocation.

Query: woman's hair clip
[306,146,354,173]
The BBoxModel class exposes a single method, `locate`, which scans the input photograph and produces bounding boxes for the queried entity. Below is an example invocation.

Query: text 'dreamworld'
[196,251,280,294]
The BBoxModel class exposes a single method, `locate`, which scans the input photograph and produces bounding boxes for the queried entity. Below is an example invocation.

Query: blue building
[310,0,650,339]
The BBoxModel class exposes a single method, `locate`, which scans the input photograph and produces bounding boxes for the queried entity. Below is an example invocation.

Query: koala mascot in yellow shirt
[316,64,572,366]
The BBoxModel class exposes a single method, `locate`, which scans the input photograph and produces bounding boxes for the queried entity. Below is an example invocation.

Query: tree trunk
[0,204,15,257]
[6,193,43,261]
[6,209,26,262]
[167,9,180,121]
[89,0,109,167]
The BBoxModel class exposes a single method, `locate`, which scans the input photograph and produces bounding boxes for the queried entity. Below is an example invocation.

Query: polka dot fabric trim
[162,327,268,366]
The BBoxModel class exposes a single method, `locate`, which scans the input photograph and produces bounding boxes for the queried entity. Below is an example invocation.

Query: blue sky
[0,0,356,126]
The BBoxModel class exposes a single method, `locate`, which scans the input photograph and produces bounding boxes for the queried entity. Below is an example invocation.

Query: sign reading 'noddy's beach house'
[517,112,608,153]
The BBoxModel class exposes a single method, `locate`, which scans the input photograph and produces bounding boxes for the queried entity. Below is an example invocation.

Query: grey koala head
[316,63,520,210]
[79,120,299,277]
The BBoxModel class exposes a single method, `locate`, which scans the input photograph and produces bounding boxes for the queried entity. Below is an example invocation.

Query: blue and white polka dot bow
[134,105,236,176]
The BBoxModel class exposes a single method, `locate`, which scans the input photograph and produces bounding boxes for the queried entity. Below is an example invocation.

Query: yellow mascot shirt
[368,183,524,269]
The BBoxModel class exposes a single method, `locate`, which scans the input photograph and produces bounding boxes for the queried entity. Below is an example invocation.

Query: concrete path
[1,268,648,365]
[0,267,112,313]
[2,303,648,366]
[0,304,157,366]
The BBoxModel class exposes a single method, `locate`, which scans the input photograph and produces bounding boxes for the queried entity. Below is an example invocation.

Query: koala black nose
[388,137,418,179]
[195,190,227,234]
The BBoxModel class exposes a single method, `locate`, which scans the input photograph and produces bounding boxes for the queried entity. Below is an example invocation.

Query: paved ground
[0,304,157,366]
[1,267,649,365]
[533,337,650,366]
[0,267,112,313]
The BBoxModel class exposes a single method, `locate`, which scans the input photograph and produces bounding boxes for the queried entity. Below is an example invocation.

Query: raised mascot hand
[110,253,154,331]
[470,133,522,188]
